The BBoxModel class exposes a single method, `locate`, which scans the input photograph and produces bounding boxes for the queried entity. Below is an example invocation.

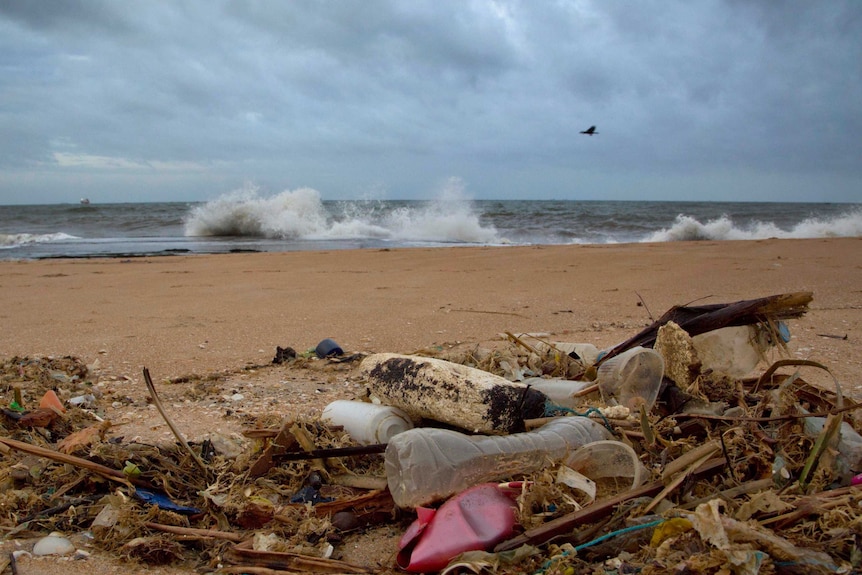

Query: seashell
[33,532,76,556]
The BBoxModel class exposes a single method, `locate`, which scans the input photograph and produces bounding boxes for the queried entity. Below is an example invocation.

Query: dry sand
[2,238,860,385]
[1,238,861,573]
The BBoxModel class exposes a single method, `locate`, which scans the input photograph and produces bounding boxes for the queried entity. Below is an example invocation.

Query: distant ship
[80,198,90,205]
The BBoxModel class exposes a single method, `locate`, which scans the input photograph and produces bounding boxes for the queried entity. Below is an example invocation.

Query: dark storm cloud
[0,1,859,202]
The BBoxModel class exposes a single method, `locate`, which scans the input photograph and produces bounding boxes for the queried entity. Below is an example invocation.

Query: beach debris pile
[2,291,862,574]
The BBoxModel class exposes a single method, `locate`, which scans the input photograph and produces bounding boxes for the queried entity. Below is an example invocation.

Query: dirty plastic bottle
[322,400,413,445]
[803,416,862,483]
[384,416,613,508]
[596,346,664,412]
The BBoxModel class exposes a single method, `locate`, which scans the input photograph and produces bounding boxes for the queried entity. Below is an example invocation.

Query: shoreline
[1,237,860,392]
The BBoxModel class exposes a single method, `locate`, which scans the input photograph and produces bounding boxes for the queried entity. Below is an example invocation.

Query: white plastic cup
[596,347,664,412]
[565,440,649,491]
[322,400,413,445]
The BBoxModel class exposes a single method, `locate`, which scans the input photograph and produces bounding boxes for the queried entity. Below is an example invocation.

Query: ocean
[1,187,860,260]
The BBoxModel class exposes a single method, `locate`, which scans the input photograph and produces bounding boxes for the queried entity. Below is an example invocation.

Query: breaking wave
[0,232,77,249]
[184,180,500,244]
[643,209,862,242]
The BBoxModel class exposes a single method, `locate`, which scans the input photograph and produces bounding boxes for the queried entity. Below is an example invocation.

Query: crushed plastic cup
[565,440,649,493]
[596,346,664,412]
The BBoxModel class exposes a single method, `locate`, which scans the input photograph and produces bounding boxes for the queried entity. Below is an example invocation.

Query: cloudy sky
[1,1,860,204]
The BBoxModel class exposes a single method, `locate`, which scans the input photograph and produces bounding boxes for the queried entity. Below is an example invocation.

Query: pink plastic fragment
[396,483,519,573]
[852,473,862,486]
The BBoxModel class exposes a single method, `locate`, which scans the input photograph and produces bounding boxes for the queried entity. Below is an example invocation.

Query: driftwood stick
[144,521,245,542]
[682,478,775,510]
[143,367,210,479]
[225,540,369,573]
[661,440,721,481]
[0,435,145,488]
[275,443,387,461]
[218,568,294,575]
[505,331,542,355]
[759,484,862,529]
[598,291,813,365]
[643,451,721,515]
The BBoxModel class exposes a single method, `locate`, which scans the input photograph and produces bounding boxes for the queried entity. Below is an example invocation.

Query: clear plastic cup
[596,346,664,412]
[565,440,648,492]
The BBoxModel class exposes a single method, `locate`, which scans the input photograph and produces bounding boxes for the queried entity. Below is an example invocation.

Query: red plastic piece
[397,483,519,572]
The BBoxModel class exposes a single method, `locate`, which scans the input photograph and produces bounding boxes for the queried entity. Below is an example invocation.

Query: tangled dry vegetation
[1,293,862,574]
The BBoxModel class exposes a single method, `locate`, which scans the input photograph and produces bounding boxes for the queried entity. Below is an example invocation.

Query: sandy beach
[2,238,860,385]
[2,237,862,574]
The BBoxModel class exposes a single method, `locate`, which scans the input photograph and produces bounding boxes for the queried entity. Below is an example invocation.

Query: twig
[760,484,862,528]
[452,308,530,318]
[672,401,862,423]
[225,539,370,573]
[144,521,245,542]
[662,441,721,482]
[753,358,834,393]
[643,451,722,515]
[504,331,542,355]
[275,443,387,461]
[142,367,210,480]
[682,478,774,510]
[635,291,654,321]
[19,495,102,523]
[572,383,599,397]
[0,436,144,488]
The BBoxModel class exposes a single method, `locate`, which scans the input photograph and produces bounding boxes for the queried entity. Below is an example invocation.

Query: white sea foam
[0,232,77,249]
[643,209,862,243]
[184,179,500,244]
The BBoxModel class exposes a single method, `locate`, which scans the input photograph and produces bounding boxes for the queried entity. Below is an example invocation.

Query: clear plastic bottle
[384,416,613,508]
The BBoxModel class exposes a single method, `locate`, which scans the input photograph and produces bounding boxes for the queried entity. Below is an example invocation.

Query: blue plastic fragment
[134,488,202,515]
[289,485,334,505]
[778,321,791,343]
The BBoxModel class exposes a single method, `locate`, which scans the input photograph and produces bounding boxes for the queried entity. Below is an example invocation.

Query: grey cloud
[0,0,859,202]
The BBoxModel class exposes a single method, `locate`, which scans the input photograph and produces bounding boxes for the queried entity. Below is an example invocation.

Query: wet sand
[1,237,860,392]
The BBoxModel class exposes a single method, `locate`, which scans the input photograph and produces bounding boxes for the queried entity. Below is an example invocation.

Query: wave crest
[0,232,77,249]
[184,180,500,244]
[644,209,862,242]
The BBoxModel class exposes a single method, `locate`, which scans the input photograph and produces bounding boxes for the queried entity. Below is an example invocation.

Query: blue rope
[574,519,664,552]
[544,401,614,432]
[533,519,664,575]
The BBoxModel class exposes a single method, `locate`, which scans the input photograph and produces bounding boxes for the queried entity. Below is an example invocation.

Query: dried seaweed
[2,294,861,573]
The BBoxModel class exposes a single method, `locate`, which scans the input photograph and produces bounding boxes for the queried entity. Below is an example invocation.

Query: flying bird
[580,126,598,136]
